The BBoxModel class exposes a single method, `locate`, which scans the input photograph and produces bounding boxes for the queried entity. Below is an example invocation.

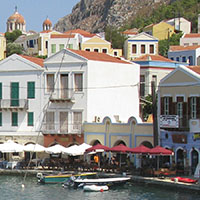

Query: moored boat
[71,176,131,188]
[37,172,97,184]
[83,184,109,192]
[171,177,198,184]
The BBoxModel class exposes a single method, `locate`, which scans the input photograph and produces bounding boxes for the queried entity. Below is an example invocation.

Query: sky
[0,0,80,33]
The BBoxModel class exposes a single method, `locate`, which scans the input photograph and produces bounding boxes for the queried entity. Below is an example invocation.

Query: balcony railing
[49,89,74,103]
[0,99,28,110]
[40,122,82,134]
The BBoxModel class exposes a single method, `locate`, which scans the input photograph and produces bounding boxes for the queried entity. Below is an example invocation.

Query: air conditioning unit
[189,119,200,132]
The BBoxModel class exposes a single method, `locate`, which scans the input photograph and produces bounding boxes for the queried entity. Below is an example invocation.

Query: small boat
[72,176,131,188]
[37,172,96,184]
[171,177,198,184]
[83,184,109,192]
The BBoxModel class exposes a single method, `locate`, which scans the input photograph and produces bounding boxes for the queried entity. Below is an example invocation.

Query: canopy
[85,144,110,153]
[45,144,66,154]
[24,144,46,152]
[149,146,173,155]
[129,145,151,154]
[0,140,24,153]
[109,144,132,153]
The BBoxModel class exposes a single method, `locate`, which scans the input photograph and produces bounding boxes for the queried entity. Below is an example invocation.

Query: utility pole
[151,81,158,147]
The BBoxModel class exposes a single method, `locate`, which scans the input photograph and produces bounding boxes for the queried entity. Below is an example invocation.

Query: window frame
[12,112,18,126]
[28,112,34,126]
[27,81,35,99]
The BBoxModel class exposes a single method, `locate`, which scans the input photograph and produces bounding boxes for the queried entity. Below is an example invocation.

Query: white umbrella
[0,140,24,152]
[24,144,46,152]
[45,144,66,154]
[63,144,79,155]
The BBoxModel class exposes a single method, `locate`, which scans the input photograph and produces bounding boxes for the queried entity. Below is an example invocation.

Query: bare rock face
[54,0,171,33]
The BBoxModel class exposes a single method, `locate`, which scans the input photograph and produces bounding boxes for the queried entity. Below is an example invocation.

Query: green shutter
[0,83,2,99]
[12,112,18,126]
[28,82,35,99]
[28,112,34,126]
[0,112,2,126]
[59,44,64,50]
[51,44,56,53]
[11,82,19,106]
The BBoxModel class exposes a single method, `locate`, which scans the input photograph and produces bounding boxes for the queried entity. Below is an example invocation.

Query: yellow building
[84,117,153,149]
[81,36,122,57]
[0,33,6,60]
[143,21,175,41]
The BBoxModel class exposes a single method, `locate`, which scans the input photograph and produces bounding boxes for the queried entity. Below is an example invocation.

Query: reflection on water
[0,176,198,200]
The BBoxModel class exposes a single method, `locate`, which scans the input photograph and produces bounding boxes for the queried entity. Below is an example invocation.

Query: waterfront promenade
[0,168,199,194]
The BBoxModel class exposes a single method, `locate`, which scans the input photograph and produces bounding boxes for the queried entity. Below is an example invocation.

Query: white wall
[87,60,140,123]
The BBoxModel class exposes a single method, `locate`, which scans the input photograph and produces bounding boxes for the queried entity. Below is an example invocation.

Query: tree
[142,94,153,121]
[6,43,23,57]
[5,30,22,43]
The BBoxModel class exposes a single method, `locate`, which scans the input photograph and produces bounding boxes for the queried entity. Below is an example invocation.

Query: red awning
[149,146,173,155]
[109,144,132,153]
[85,144,110,152]
[129,145,151,154]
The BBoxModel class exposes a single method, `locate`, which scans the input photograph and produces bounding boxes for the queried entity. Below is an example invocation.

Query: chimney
[198,14,200,33]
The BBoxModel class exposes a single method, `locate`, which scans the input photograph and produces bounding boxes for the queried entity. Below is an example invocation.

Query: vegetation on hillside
[105,0,200,56]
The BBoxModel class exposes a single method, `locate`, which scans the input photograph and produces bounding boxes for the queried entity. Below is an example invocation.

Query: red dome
[8,11,25,24]
[43,18,52,26]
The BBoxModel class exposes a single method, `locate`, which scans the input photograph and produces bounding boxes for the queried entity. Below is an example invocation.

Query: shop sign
[160,115,179,128]
[193,133,200,141]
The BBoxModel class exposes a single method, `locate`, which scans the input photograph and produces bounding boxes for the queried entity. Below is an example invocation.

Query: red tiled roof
[122,28,138,35]
[68,49,129,64]
[134,54,173,62]
[19,55,44,67]
[183,33,200,38]
[64,29,96,37]
[51,34,75,39]
[169,45,200,51]
[40,30,52,33]
[187,66,200,75]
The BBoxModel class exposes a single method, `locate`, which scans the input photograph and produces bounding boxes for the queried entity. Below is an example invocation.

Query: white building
[0,54,44,145]
[165,17,191,34]
[42,49,141,145]
[123,32,158,61]
[180,33,200,46]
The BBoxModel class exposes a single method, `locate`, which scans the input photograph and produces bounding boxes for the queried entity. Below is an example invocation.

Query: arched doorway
[191,148,199,174]
[176,149,184,171]
[91,140,101,146]
[113,140,127,165]
[24,142,36,161]
[141,141,153,148]
[114,140,126,146]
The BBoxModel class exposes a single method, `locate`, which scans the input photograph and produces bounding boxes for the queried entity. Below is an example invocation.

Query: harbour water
[0,175,199,200]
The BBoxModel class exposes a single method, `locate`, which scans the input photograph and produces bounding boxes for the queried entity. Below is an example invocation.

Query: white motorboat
[83,184,109,192]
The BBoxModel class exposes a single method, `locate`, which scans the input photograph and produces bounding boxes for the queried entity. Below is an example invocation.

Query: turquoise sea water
[0,175,199,200]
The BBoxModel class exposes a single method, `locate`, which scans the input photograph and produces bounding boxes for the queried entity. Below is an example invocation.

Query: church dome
[43,18,52,26]
[8,11,25,24]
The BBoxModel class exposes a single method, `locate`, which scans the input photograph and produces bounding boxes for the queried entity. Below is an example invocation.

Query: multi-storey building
[158,65,200,174]
[42,49,141,147]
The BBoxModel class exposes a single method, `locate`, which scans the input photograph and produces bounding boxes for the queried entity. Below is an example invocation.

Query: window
[0,112,2,126]
[152,75,157,87]
[45,41,48,49]
[74,73,83,92]
[188,56,193,65]
[141,44,145,54]
[102,49,107,53]
[46,74,54,93]
[28,112,34,126]
[11,82,19,106]
[27,82,35,99]
[132,44,137,54]
[94,49,99,52]
[176,57,179,61]
[164,97,169,115]
[177,102,183,118]
[85,48,90,51]
[191,97,197,119]
[60,112,68,132]
[114,51,118,56]
[149,44,154,54]
[29,40,34,48]
[67,44,73,49]
[73,112,82,130]
[182,56,186,62]
[0,82,2,99]
[170,57,174,60]
[51,44,56,53]
[193,43,198,46]
[140,75,145,97]
[59,44,64,51]
[12,112,18,126]
[184,43,189,46]
[46,112,55,131]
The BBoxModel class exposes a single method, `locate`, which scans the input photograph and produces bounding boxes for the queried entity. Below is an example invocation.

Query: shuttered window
[141,44,145,54]
[27,82,35,99]
[28,112,34,126]
[0,83,2,99]
[12,112,18,126]
[51,44,56,53]
[73,112,82,130]
[0,112,2,126]
[59,44,64,51]
[74,73,83,92]
[150,45,154,54]
[132,44,137,54]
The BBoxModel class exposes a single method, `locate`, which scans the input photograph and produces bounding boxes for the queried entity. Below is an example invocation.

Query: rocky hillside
[54,0,171,33]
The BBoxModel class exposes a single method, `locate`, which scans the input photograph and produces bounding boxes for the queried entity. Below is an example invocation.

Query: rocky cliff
[54,0,171,33]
